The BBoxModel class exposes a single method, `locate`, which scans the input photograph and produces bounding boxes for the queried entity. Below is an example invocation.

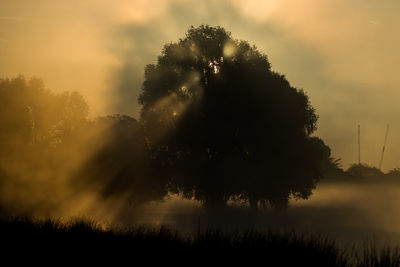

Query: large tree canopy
[139,25,330,209]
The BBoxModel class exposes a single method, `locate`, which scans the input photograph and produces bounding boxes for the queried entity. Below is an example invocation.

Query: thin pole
[358,125,361,164]
[379,124,390,170]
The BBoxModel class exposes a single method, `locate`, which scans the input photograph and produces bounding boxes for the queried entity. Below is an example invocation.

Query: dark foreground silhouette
[1,216,400,266]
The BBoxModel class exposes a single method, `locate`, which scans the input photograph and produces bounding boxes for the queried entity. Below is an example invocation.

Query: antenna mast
[358,125,361,164]
[379,124,390,170]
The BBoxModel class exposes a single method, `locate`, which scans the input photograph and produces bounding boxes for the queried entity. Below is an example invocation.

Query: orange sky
[1,0,400,171]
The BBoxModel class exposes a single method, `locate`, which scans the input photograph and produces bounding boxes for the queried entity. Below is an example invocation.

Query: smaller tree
[0,76,91,216]
[0,75,89,149]
[345,163,384,180]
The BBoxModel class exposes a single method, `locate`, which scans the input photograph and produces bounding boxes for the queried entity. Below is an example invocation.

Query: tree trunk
[203,194,227,213]
[249,196,258,211]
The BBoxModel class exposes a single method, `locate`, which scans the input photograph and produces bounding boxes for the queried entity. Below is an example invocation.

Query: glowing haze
[1,0,400,170]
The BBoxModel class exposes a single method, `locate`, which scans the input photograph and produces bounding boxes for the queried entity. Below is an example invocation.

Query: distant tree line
[323,162,400,182]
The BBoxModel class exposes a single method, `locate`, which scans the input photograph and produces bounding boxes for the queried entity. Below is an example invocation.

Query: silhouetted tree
[139,25,330,209]
[345,163,384,180]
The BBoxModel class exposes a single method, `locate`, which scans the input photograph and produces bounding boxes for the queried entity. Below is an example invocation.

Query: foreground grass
[0,216,399,266]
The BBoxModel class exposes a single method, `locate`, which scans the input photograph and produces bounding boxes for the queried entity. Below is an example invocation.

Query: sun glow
[223,41,237,58]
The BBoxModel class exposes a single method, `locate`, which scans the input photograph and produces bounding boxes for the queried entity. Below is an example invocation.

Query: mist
[2,0,400,252]
[1,70,399,251]
[131,182,400,250]
[0,76,399,250]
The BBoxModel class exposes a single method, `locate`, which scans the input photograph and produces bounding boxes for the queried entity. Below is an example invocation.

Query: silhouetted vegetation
[3,19,400,266]
[139,25,332,210]
[346,164,384,180]
[323,163,400,183]
[2,27,398,220]
[0,76,92,215]
[3,27,400,265]
[2,215,400,266]
[1,27,399,224]
[0,75,88,150]
[0,76,166,216]
[0,216,348,265]
[0,26,339,216]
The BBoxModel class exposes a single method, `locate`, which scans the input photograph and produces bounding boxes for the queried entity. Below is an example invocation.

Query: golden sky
[1,0,400,170]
